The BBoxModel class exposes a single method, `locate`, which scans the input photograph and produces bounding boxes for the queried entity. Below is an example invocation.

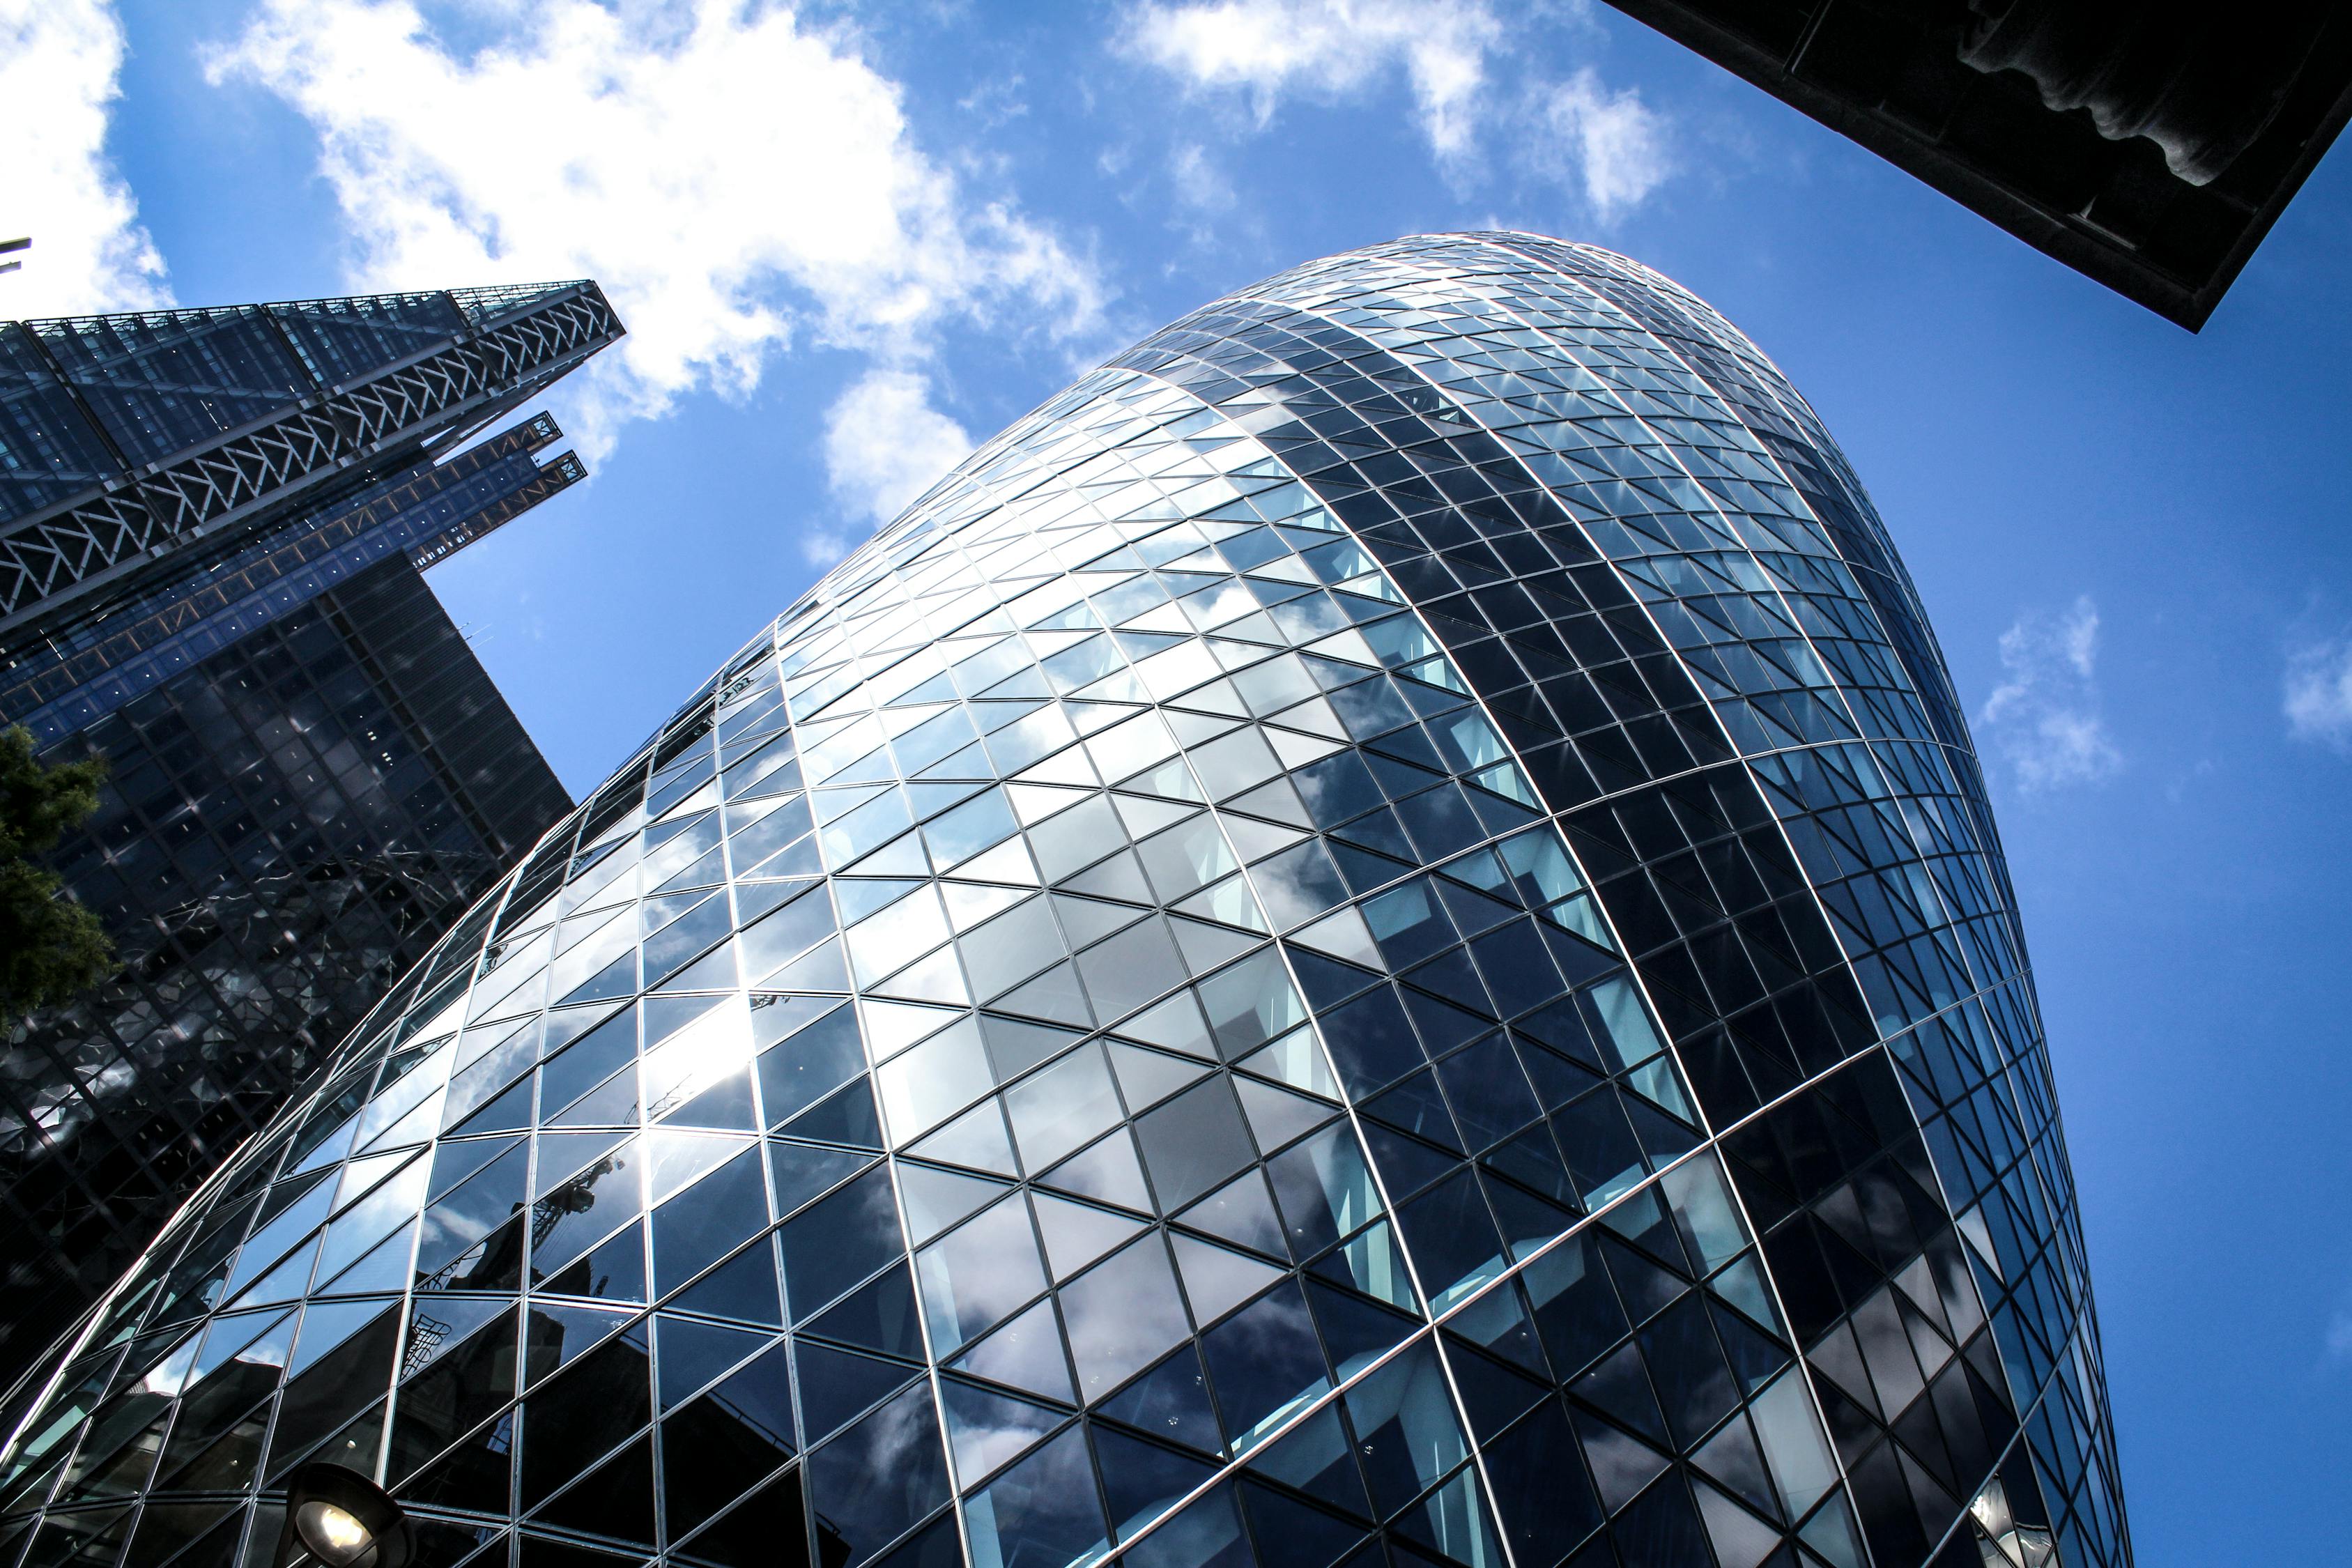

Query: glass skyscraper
[0,284,622,1388]
[0,236,2125,1568]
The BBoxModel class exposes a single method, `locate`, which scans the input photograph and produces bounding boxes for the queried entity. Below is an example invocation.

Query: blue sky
[7,1,2351,1558]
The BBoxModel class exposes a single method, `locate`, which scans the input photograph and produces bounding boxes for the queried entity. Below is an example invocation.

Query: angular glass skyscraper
[0,236,2125,1568]
[0,284,622,1386]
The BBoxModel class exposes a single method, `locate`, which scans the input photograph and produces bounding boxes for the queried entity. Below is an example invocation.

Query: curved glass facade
[0,234,2126,1568]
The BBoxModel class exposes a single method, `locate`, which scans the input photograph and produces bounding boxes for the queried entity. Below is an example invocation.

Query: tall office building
[0,236,2123,1568]
[0,284,624,1389]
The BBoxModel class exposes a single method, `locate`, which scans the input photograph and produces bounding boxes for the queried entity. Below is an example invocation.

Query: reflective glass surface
[0,552,574,1384]
[0,280,615,1384]
[0,284,581,525]
[0,234,2125,1568]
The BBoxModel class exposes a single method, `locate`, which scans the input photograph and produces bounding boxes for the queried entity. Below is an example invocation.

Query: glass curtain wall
[0,235,2125,1568]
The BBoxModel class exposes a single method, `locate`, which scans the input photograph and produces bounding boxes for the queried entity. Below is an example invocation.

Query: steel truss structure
[0,284,621,638]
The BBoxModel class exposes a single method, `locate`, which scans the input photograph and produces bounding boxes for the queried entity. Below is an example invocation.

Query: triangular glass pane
[803,1263,924,1362]
[908,1100,1020,1176]
[793,1342,916,1445]
[1115,992,1215,1059]
[1231,1077,1338,1153]
[939,1379,1064,1486]
[956,838,1040,885]
[769,939,850,994]
[1097,1348,1222,1459]
[1061,852,1153,905]
[655,1317,769,1409]
[899,1165,1010,1244]
[994,962,1095,1029]
[949,1299,1075,1405]
[1176,1172,1289,1262]
[1171,1235,1284,1325]
[1052,894,1148,948]
[1031,1193,1148,1282]
[1106,1042,1211,1112]
[1040,1130,1154,1213]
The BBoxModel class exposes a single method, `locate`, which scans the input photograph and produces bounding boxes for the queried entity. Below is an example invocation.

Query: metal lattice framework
[0,236,2123,1568]
[0,416,576,731]
[406,449,587,573]
[0,284,622,633]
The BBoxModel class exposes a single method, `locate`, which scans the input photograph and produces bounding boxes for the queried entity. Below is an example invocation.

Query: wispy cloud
[1121,0,1502,164]
[1169,143,1238,217]
[1534,69,1673,224]
[2284,636,2352,753]
[1978,596,2123,791]
[1119,0,1671,222]
[206,0,1105,545]
[0,0,171,316]
[815,368,974,563]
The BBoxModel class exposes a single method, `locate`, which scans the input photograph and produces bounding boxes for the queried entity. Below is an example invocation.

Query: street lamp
[0,238,27,277]
[275,1464,414,1568]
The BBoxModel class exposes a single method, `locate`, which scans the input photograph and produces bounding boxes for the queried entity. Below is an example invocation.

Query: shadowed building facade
[0,284,623,1388]
[1597,0,2352,328]
[0,237,2122,1568]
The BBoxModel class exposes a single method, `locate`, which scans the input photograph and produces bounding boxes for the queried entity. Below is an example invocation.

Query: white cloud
[1121,0,1502,164]
[2284,636,2352,753]
[1539,69,1672,224]
[1119,0,1675,221]
[1169,143,1236,215]
[1978,596,2123,792]
[206,0,1105,537]
[2328,1279,2352,1366]
[817,367,972,561]
[0,0,171,316]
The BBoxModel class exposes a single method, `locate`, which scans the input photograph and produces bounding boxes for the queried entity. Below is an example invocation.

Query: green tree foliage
[0,725,113,1020]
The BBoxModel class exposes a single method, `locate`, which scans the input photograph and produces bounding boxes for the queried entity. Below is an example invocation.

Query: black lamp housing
[274,1463,414,1568]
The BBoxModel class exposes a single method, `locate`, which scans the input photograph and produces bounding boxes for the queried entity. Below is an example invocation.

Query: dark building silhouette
[0,238,2121,1568]
[1599,0,2352,327]
[0,284,623,1386]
